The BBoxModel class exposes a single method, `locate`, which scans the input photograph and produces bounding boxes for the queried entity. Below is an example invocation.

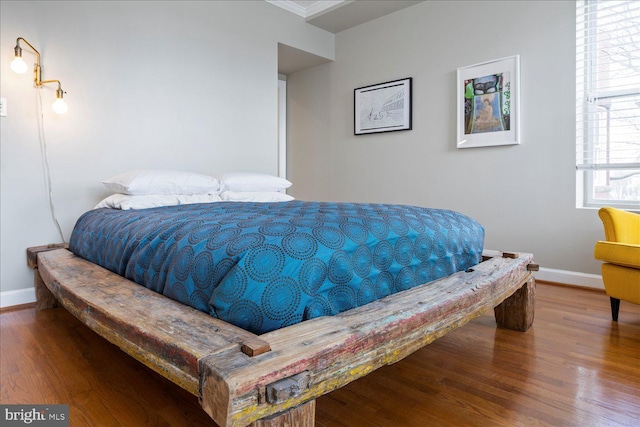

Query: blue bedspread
[69,201,484,334]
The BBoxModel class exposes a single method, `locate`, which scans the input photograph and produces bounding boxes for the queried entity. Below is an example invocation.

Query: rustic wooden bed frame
[27,245,537,427]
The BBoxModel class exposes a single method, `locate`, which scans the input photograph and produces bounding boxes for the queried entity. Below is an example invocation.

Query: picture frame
[456,55,520,148]
[354,78,412,135]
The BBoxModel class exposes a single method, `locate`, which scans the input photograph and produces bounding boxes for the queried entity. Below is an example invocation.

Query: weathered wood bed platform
[27,245,537,427]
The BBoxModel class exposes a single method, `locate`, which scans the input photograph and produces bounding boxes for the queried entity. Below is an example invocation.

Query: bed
[68,201,486,334]
[27,199,537,427]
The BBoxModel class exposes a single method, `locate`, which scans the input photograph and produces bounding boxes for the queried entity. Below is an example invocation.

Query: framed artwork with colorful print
[457,55,520,148]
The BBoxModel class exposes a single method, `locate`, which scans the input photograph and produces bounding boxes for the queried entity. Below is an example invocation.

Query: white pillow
[94,193,222,210]
[219,172,292,193]
[220,191,294,203]
[102,170,219,195]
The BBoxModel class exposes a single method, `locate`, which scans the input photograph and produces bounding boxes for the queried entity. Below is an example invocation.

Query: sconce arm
[16,37,41,64]
[40,79,65,98]
[16,37,47,86]
[40,79,62,89]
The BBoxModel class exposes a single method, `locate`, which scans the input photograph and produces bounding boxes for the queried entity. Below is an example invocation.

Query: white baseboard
[535,267,604,290]
[0,287,36,309]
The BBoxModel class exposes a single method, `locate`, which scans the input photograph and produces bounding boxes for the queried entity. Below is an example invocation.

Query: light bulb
[11,57,28,74]
[52,98,68,114]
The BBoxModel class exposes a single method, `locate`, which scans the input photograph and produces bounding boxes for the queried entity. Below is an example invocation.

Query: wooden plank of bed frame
[200,251,535,426]
[31,248,266,396]
[31,248,535,427]
[27,244,68,310]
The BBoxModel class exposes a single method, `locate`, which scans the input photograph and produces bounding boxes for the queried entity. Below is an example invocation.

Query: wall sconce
[11,37,68,114]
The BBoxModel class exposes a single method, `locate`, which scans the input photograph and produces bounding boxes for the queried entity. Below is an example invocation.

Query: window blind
[576,0,640,171]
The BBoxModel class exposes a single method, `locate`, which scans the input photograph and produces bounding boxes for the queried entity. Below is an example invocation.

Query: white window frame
[576,0,640,211]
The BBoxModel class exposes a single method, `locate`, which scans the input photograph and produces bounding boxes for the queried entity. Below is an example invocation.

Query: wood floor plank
[1,283,639,426]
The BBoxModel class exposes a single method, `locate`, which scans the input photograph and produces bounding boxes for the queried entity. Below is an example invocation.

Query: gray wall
[288,0,605,277]
[0,0,605,302]
[0,1,333,296]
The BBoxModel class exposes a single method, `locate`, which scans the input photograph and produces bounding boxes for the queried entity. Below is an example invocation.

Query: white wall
[288,1,606,280]
[0,1,334,299]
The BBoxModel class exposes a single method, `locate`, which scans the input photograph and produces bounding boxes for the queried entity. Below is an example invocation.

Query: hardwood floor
[1,283,639,426]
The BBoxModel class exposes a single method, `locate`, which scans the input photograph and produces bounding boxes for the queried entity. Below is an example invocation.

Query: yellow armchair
[594,207,640,321]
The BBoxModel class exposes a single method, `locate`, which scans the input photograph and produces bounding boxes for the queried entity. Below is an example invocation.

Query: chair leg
[610,297,620,322]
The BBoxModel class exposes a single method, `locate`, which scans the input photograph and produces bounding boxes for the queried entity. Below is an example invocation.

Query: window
[576,0,640,210]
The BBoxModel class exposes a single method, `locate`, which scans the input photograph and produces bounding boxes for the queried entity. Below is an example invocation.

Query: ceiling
[271,1,424,74]
[278,43,333,75]
[267,0,424,33]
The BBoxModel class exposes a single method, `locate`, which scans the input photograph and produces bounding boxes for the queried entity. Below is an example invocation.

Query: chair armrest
[594,240,640,269]
[598,207,640,244]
